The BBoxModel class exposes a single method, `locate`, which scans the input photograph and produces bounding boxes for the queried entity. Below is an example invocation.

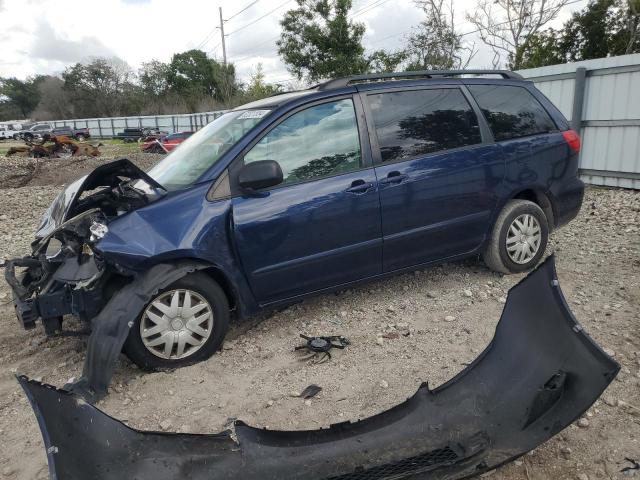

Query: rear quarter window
[468,85,557,141]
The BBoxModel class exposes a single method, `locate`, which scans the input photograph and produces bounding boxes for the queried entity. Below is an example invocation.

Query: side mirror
[238,160,283,191]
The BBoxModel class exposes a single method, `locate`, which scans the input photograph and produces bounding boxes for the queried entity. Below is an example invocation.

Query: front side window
[468,85,557,141]
[146,109,270,190]
[368,88,482,163]
[244,99,361,185]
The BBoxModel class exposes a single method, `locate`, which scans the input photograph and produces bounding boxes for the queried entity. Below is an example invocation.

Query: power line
[226,0,293,36]
[231,0,392,63]
[368,0,585,47]
[351,0,393,17]
[226,0,261,21]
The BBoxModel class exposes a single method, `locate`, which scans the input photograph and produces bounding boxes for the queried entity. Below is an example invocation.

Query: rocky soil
[0,153,638,479]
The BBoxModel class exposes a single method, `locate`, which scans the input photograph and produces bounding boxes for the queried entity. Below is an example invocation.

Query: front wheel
[483,199,549,274]
[123,272,229,370]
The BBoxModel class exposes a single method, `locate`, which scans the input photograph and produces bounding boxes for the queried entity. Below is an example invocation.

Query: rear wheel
[123,272,229,370]
[483,199,549,274]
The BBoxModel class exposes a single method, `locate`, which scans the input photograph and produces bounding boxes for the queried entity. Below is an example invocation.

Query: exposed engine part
[16,255,619,480]
[295,334,350,364]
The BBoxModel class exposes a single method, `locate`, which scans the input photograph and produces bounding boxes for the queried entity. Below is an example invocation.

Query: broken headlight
[89,221,108,243]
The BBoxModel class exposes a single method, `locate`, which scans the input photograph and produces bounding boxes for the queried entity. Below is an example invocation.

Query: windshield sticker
[238,110,270,119]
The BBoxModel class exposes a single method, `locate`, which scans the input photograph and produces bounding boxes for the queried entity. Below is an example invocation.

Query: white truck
[0,124,21,140]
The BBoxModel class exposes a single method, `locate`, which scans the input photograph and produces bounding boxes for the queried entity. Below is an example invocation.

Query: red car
[140,131,193,153]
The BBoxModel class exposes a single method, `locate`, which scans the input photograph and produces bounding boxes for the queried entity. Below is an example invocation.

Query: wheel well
[513,189,555,229]
[201,266,237,311]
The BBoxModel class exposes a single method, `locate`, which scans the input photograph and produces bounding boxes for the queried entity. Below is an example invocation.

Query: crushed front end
[3,159,165,335]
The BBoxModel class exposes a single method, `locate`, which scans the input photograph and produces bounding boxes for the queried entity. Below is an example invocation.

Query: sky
[0,0,589,85]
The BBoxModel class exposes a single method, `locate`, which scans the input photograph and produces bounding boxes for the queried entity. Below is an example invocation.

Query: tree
[466,0,570,69]
[277,0,368,82]
[518,0,640,68]
[139,60,170,96]
[166,50,238,110]
[405,0,476,70]
[31,76,73,120]
[0,76,45,118]
[245,64,284,99]
[367,50,408,73]
[62,57,139,117]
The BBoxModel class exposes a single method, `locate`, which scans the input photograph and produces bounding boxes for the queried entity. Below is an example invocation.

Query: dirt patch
[0,150,163,189]
[0,158,637,479]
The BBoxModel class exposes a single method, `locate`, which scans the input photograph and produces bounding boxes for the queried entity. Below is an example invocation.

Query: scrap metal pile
[6,134,101,158]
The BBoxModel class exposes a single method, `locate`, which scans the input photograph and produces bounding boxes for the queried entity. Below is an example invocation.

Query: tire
[482,199,549,274]
[76,134,85,141]
[123,272,229,371]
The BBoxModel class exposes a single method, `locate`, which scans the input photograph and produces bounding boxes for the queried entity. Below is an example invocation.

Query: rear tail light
[562,129,581,153]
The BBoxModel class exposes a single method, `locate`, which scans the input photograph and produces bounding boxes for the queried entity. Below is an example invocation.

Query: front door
[231,97,382,304]
[362,86,505,272]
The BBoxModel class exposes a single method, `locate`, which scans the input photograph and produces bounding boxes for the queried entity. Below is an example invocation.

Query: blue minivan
[6,70,584,372]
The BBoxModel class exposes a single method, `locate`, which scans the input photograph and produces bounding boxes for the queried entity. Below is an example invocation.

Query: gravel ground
[0,154,638,480]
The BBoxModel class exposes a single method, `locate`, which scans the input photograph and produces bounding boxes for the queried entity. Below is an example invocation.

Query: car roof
[234,70,527,112]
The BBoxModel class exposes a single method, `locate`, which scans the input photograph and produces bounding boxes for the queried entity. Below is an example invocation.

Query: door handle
[379,171,408,185]
[346,179,374,194]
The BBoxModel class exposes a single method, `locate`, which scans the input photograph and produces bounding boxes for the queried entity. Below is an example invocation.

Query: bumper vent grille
[326,446,460,480]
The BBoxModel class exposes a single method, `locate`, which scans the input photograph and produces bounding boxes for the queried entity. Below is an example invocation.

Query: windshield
[147,109,270,190]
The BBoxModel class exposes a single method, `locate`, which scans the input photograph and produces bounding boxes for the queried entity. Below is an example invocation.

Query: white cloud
[0,0,589,82]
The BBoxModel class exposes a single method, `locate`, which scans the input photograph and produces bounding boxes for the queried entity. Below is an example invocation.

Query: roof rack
[315,69,524,90]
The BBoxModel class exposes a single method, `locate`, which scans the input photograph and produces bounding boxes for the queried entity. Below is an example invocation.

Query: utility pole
[219,7,227,65]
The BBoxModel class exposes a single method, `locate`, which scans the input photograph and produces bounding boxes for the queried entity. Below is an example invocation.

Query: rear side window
[468,85,557,141]
[368,88,481,163]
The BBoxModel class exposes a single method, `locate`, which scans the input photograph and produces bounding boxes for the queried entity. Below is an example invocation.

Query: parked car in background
[6,69,584,372]
[21,123,53,141]
[50,126,91,141]
[140,131,194,153]
[0,125,20,140]
[115,127,162,143]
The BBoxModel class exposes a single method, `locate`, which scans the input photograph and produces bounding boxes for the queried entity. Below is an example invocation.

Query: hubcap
[506,214,542,264]
[140,289,214,360]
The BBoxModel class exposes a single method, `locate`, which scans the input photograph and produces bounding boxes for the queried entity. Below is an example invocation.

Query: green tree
[277,0,368,82]
[0,76,45,118]
[62,57,140,117]
[367,50,408,73]
[139,60,170,96]
[167,49,238,110]
[245,64,283,99]
[519,0,640,69]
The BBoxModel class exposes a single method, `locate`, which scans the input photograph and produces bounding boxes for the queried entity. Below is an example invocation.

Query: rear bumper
[18,255,618,480]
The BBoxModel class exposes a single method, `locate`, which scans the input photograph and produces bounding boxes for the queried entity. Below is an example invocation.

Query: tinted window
[245,99,361,185]
[468,85,557,141]
[368,89,481,163]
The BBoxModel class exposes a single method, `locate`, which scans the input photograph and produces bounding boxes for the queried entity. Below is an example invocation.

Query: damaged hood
[35,159,165,239]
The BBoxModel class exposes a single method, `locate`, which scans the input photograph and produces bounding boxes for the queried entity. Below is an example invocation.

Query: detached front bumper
[18,255,619,480]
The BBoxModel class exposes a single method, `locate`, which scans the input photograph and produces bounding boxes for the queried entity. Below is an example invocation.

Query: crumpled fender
[66,261,210,402]
[18,255,619,480]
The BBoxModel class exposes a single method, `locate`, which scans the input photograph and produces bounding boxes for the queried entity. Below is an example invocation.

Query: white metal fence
[41,55,640,189]
[518,54,640,190]
[49,111,226,139]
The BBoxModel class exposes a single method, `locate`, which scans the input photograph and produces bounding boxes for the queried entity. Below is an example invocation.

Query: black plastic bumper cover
[18,255,619,480]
